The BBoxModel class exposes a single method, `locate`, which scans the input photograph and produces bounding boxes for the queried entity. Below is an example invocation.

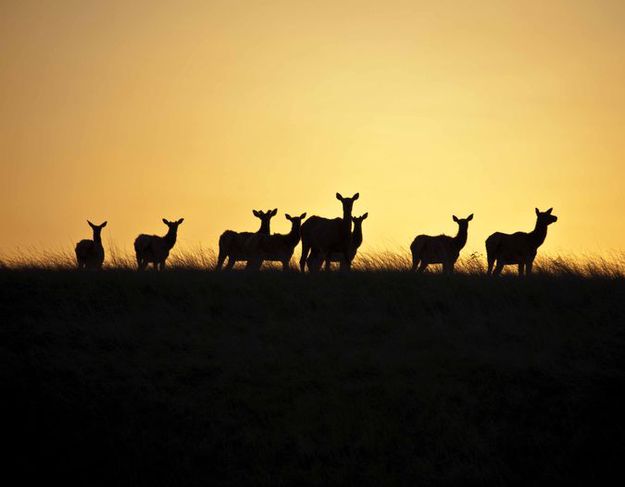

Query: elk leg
[487,257,495,276]
[311,252,325,273]
[517,263,524,276]
[216,252,226,271]
[526,259,534,275]
[417,262,428,273]
[341,250,351,271]
[493,262,504,276]
[411,255,419,272]
[225,256,236,270]
[300,244,310,273]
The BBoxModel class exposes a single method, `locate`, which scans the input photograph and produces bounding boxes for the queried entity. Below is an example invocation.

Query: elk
[134,218,184,271]
[308,213,368,271]
[246,212,307,271]
[299,192,359,272]
[486,208,558,276]
[216,209,277,270]
[410,214,474,274]
[75,220,107,270]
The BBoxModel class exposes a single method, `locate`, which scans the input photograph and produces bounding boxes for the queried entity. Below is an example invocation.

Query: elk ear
[271,208,278,216]
[362,212,368,219]
[162,218,169,225]
[453,215,459,222]
[101,221,108,228]
[253,210,260,217]
[535,208,540,216]
[300,212,307,220]
[352,193,359,201]
[87,220,95,228]
[546,208,553,214]
[285,213,292,221]
[336,192,344,201]
[177,218,184,224]
[467,214,473,221]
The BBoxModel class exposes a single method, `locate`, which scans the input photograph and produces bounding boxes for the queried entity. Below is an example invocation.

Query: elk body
[486,208,558,276]
[299,193,359,272]
[308,213,368,271]
[216,209,277,270]
[75,220,107,269]
[410,214,473,274]
[134,218,184,271]
[246,212,307,271]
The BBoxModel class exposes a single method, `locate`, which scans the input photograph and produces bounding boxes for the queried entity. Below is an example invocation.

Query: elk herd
[75,192,558,276]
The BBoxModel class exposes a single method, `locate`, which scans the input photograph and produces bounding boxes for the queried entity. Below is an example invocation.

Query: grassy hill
[2,268,625,485]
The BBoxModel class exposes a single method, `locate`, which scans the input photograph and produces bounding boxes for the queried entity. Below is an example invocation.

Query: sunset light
[2,1,624,260]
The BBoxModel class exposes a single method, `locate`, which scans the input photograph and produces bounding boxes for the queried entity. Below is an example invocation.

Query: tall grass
[1,243,624,278]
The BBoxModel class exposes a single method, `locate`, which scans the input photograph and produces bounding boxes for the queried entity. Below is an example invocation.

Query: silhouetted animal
[486,208,558,276]
[308,213,368,271]
[410,214,474,274]
[216,209,277,270]
[75,220,107,270]
[299,193,359,272]
[134,218,184,271]
[246,212,307,271]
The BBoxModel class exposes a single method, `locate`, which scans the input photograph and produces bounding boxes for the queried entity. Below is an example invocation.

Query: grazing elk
[410,214,474,274]
[134,218,184,271]
[75,220,107,270]
[486,208,558,276]
[216,209,277,270]
[246,212,307,271]
[299,192,359,272]
[308,213,368,271]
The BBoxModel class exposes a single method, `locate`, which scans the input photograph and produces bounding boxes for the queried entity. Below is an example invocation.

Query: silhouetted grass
[2,264,624,485]
[2,244,625,277]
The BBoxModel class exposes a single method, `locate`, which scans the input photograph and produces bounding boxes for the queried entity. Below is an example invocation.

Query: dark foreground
[2,270,625,485]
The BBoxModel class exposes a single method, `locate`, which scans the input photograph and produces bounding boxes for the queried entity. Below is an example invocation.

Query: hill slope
[2,270,625,485]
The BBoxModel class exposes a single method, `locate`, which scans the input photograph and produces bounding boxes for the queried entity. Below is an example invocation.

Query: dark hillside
[2,270,625,485]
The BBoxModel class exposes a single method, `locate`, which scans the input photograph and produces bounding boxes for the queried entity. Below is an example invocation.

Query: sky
[1,0,624,260]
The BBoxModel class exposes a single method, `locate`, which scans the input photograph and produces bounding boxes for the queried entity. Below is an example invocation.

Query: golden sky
[1,0,624,259]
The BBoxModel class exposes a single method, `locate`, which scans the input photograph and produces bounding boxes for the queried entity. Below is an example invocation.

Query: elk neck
[351,222,363,250]
[530,219,549,247]
[164,227,178,249]
[341,206,353,240]
[285,220,302,246]
[453,224,468,249]
[258,218,271,234]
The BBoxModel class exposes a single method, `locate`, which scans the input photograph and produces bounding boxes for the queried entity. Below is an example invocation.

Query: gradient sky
[2,0,624,259]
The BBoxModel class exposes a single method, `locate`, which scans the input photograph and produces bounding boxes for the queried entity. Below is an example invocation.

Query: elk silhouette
[308,212,368,271]
[486,208,558,276]
[410,214,474,274]
[134,218,184,271]
[246,212,307,271]
[216,209,277,270]
[75,220,107,270]
[299,193,359,272]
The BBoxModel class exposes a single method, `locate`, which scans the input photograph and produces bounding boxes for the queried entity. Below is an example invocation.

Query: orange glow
[2,1,625,259]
